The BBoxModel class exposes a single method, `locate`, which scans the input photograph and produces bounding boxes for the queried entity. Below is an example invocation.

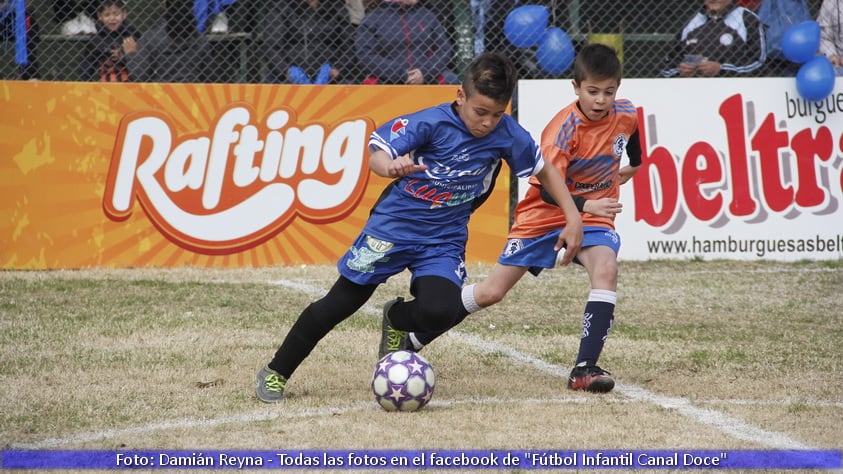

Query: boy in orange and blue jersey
[391,43,641,393]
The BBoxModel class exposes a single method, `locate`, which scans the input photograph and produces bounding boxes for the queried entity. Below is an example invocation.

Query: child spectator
[661,0,766,77]
[262,0,355,84]
[355,0,458,84]
[79,0,140,82]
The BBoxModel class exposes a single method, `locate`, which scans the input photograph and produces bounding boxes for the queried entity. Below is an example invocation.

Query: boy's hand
[583,198,622,218]
[385,154,427,178]
[554,214,582,266]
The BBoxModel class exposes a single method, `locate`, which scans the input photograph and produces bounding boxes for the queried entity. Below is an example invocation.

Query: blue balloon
[504,5,549,48]
[536,27,575,75]
[781,20,820,64]
[796,55,835,101]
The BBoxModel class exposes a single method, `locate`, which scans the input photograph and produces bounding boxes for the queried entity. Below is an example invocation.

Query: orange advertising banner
[1,81,510,269]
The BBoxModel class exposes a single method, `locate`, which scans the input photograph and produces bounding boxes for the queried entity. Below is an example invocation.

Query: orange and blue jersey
[510,98,639,238]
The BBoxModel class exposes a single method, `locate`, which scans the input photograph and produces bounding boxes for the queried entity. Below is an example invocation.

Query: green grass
[0,261,841,470]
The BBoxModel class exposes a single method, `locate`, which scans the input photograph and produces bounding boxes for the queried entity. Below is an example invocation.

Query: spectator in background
[263,0,355,84]
[818,0,843,74]
[79,0,140,82]
[54,0,97,35]
[661,0,766,77]
[355,0,458,84]
[126,0,212,82]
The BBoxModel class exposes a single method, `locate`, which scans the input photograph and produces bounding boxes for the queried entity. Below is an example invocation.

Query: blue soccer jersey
[364,102,545,245]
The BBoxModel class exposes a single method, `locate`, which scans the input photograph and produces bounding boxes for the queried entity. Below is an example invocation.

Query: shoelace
[264,373,286,393]
[386,327,406,351]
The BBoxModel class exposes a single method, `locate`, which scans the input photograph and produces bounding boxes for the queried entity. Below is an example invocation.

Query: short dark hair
[97,0,126,13]
[573,43,622,85]
[462,52,518,105]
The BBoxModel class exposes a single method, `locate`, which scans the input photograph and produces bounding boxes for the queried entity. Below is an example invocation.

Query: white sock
[408,332,424,350]
[589,289,617,305]
[462,284,482,313]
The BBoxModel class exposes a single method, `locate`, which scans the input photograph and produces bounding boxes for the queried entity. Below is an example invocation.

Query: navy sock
[574,290,616,366]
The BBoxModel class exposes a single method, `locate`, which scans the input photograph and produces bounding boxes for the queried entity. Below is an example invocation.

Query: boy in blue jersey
[256,52,584,403]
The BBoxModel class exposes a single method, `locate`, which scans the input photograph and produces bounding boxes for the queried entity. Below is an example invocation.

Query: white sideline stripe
[18,278,823,451]
[269,279,817,451]
[21,397,626,449]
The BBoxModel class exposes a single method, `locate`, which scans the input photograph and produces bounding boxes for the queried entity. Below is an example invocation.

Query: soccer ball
[371,350,435,412]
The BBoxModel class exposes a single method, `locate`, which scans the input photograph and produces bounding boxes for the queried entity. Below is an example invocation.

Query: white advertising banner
[518,78,843,261]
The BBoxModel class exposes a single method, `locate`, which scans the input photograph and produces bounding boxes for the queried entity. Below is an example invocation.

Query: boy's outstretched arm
[368,150,428,178]
[535,162,583,265]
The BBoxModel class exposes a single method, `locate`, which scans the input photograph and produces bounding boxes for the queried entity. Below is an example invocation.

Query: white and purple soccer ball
[372,350,435,412]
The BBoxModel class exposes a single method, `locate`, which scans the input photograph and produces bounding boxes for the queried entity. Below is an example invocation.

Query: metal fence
[0,0,826,83]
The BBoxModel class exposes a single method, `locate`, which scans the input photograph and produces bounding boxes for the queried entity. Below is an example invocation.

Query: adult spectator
[661,0,766,77]
[818,0,843,73]
[355,0,457,84]
[263,0,355,84]
[125,0,212,82]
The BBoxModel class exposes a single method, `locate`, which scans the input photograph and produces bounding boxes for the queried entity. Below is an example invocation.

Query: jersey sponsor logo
[419,155,488,179]
[574,180,613,192]
[390,118,409,140]
[403,178,477,208]
[103,103,374,254]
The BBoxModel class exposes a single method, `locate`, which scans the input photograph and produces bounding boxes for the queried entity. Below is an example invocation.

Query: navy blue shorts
[338,233,468,287]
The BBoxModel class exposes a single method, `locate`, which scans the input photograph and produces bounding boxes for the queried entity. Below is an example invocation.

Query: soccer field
[0,260,841,472]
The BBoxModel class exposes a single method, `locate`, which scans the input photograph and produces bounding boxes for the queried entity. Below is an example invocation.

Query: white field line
[19,397,626,449]
[16,278,831,451]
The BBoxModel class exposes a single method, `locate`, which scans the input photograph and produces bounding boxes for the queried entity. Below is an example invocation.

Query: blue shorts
[498,226,621,276]
[338,233,468,287]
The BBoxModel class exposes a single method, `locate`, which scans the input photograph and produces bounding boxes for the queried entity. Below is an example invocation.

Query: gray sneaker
[378,297,408,359]
[255,365,287,403]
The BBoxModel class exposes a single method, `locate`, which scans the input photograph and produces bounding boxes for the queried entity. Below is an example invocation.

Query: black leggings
[269,275,461,378]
